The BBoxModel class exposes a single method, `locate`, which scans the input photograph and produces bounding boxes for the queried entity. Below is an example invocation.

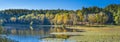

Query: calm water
[1,24,78,42]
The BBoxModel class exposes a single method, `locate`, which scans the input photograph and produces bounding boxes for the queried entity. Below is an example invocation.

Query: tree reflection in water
[1,25,80,42]
[44,27,79,39]
[0,26,16,42]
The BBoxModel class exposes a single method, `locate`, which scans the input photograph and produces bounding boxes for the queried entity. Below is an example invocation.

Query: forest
[0,4,120,25]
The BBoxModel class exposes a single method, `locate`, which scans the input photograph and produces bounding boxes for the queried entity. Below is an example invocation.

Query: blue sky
[0,0,120,10]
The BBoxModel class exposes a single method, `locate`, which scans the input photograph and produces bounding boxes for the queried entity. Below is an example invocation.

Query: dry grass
[67,25,120,42]
[66,25,120,31]
[43,25,120,42]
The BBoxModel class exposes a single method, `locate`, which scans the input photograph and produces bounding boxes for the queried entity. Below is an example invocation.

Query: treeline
[0,4,120,25]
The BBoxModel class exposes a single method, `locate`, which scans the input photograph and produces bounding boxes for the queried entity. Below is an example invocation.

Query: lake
[0,24,79,42]
[1,24,120,42]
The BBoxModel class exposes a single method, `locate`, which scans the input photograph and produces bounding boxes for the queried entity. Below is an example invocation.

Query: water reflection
[0,26,16,42]
[1,25,82,42]
[3,26,51,36]
[42,27,82,39]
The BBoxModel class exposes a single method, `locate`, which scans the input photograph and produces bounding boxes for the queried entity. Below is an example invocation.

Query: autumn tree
[10,17,17,22]
[98,12,108,24]
[88,12,108,24]
[76,10,84,22]
[63,13,69,25]
[88,14,97,23]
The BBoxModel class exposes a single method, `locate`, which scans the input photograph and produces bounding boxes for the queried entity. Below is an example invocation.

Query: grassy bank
[43,25,120,42]
[67,25,120,42]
